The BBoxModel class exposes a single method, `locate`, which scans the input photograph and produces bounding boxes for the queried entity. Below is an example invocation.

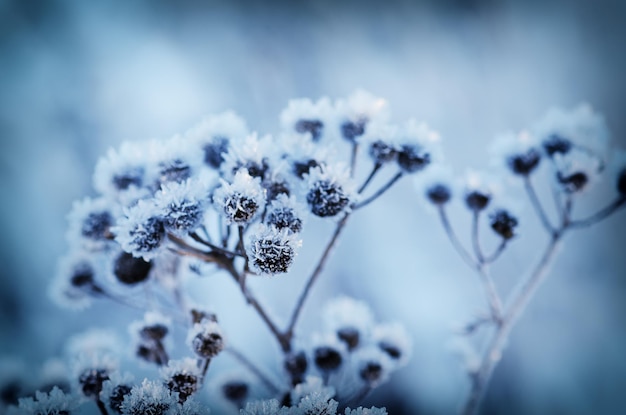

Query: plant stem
[353,172,403,210]
[283,213,351,345]
[189,232,240,257]
[350,142,359,177]
[358,163,382,194]
[569,196,626,229]
[524,176,556,234]
[438,207,503,322]
[471,211,485,263]
[461,233,562,415]
[95,398,109,415]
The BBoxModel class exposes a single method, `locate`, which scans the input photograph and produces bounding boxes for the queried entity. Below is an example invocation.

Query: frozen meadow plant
[9,92,621,414]
[419,104,626,414]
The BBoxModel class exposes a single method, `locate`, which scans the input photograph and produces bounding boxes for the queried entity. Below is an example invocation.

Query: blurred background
[1,0,626,413]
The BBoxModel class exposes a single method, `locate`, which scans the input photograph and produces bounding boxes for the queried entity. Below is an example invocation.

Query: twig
[352,172,403,210]
[437,207,476,270]
[471,211,485,264]
[483,240,507,264]
[569,197,626,229]
[189,232,240,257]
[524,177,556,234]
[284,213,351,344]
[95,398,109,415]
[358,163,382,194]
[350,142,359,178]
[225,347,282,395]
[461,234,562,415]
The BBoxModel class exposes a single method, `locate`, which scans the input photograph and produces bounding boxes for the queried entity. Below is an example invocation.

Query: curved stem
[471,211,485,263]
[358,163,382,194]
[353,172,403,210]
[483,240,507,264]
[284,213,351,344]
[189,232,240,257]
[524,177,556,234]
[438,207,503,322]
[350,142,359,178]
[569,197,626,229]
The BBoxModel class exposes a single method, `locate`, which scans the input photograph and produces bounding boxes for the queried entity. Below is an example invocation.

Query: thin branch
[225,347,282,394]
[483,240,507,264]
[569,197,626,229]
[438,207,503,322]
[189,232,241,257]
[284,213,351,343]
[350,142,359,178]
[352,172,403,210]
[357,163,382,194]
[471,211,485,264]
[95,398,109,415]
[167,234,221,263]
[524,176,556,234]
[461,233,563,415]
[437,207,476,270]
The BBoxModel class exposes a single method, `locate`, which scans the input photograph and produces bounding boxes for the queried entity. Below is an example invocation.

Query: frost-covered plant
[8,92,430,414]
[417,105,625,414]
[9,93,623,415]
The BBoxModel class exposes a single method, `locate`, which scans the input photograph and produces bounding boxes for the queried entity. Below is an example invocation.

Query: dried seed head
[114,252,152,285]
[109,384,132,414]
[489,209,518,240]
[295,119,324,142]
[507,148,541,176]
[426,184,451,205]
[203,136,230,168]
[337,327,360,351]
[543,134,572,157]
[78,368,109,399]
[221,380,249,404]
[397,144,430,173]
[313,346,343,372]
[465,191,491,211]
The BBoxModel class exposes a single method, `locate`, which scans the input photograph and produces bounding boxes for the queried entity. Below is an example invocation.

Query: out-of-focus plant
[414,105,626,414]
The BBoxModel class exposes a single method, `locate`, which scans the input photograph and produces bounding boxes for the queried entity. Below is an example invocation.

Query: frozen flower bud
[354,348,392,388]
[397,144,430,173]
[162,359,201,403]
[66,197,117,251]
[465,191,490,211]
[247,224,301,275]
[463,171,500,212]
[158,158,192,184]
[213,169,265,225]
[188,319,225,359]
[114,251,152,285]
[372,323,412,368]
[109,384,132,414]
[542,134,572,157]
[557,171,588,193]
[263,179,290,202]
[323,297,375,351]
[533,104,609,162]
[341,119,367,142]
[222,133,274,181]
[265,195,305,233]
[203,136,230,168]
[51,252,107,309]
[507,148,541,176]
[305,166,354,218]
[427,184,451,205]
[296,120,324,142]
[369,140,396,165]
[284,351,308,386]
[78,368,110,398]
[131,312,171,342]
[154,179,209,236]
[221,380,249,405]
[489,209,518,240]
[136,343,166,366]
[184,111,248,169]
[240,399,284,415]
[335,90,388,142]
[114,200,166,260]
[313,346,343,373]
[93,141,148,199]
[121,380,176,415]
[490,131,541,176]
[280,97,333,142]
[293,159,321,179]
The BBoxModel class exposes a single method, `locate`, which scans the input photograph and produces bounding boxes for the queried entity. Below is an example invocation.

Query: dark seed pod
[114,252,152,285]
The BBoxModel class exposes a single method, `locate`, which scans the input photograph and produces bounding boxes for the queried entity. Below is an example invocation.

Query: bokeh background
[1,0,626,414]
